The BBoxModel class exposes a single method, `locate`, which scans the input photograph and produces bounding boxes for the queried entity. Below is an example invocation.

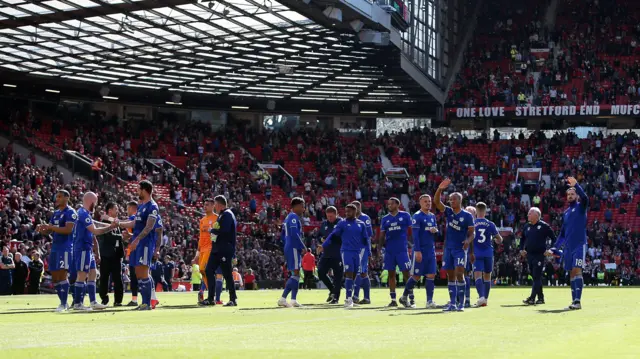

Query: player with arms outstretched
[472,202,502,307]
[351,201,373,305]
[546,177,588,310]
[36,190,77,312]
[72,192,116,311]
[379,197,412,307]
[434,179,475,312]
[116,180,160,310]
[400,194,439,308]
[278,197,306,308]
[319,204,369,308]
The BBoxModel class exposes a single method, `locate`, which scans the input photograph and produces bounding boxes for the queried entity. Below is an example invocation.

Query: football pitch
[1,287,639,359]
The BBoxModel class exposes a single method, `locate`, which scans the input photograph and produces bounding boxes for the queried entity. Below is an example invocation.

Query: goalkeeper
[202,195,238,307]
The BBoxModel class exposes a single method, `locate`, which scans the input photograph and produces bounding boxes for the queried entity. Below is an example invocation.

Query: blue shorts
[49,250,71,271]
[131,242,155,267]
[341,250,361,274]
[284,247,302,271]
[410,250,437,276]
[564,244,586,271]
[383,250,411,271]
[473,255,494,273]
[73,250,97,272]
[358,249,369,274]
[442,248,467,270]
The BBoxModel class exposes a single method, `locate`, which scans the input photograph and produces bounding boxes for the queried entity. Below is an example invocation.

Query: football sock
[215,278,223,302]
[475,277,484,299]
[87,281,96,303]
[464,276,471,302]
[290,276,300,300]
[345,278,354,299]
[353,276,362,299]
[402,277,417,298]
[362,276,371,300]
[448,282,456,305]
[574,275,583,302]
[425,277,435,303]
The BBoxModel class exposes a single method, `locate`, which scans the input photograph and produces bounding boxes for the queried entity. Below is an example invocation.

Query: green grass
[1,287,639,358]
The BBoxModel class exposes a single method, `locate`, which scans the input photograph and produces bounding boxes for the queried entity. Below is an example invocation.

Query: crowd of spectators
[3,102,640,290]
[449,0,640,109]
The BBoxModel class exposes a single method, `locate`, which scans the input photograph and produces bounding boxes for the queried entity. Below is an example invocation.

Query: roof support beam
[0,0,193,30]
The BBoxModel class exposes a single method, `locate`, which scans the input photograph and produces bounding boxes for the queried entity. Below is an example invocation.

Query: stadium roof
[0,0,440,115]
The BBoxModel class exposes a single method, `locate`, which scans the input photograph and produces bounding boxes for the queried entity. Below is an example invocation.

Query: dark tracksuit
[99,228,125,304]
[151,260,164,291]
[317,218,344,301]
[28,259,44,294]
[12,260,28,295]
[163,261,175,291]
[0,255,13,295]
[520,220,556,301]
[207,208,238,303]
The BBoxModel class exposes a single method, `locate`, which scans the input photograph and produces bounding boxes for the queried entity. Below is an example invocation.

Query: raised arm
[434,178,451,213]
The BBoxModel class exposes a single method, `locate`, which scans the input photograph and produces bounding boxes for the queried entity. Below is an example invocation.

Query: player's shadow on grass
[537,309,571,314]
[388,310,445,316]
[0,308,53,315]
[500,304,527,308]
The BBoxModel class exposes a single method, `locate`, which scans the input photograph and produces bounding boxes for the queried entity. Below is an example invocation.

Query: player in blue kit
[117,181,160,311]
[36,190,77,312]
[434,179,475,312]
[278,197,306,308]
[547,177,588,310]
[378,197,412,307]
[463,206,476,308]
[149,214,164,309]
[400,194,439,309]
[72,192,117,311]
[472,202,502,307]
[320,204,369,308]
[351,201,373,305]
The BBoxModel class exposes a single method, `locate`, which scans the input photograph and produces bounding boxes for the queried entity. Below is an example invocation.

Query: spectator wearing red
[302,249,316,290]
[244,269,256,290]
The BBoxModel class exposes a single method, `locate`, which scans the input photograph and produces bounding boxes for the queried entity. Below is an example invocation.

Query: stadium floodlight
[385,111,402,115]
[301,109,319,113]
[103,96,119,100]
[267,100,276,110]
[360,111,378,114]
[232,106,249,109]
[3,84,16,88]
[45,89,60,93]
[165,101,183,105]
[99,86,110,97]
[323,7,342,22]
[350,19,364,32]
[351,103,359,114]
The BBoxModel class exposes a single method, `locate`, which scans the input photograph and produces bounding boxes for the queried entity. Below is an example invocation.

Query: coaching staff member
[203,195,238,307]
[317,206,343,304]
[519,207,556,305]
[99,202,125,306]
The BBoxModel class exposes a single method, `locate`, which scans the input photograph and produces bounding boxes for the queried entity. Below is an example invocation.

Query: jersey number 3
[477,228,487,243]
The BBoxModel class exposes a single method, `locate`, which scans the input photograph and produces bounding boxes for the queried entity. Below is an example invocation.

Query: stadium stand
[2,106,640,288]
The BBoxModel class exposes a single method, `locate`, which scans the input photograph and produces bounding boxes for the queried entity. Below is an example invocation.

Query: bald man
[72,192,116,311]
